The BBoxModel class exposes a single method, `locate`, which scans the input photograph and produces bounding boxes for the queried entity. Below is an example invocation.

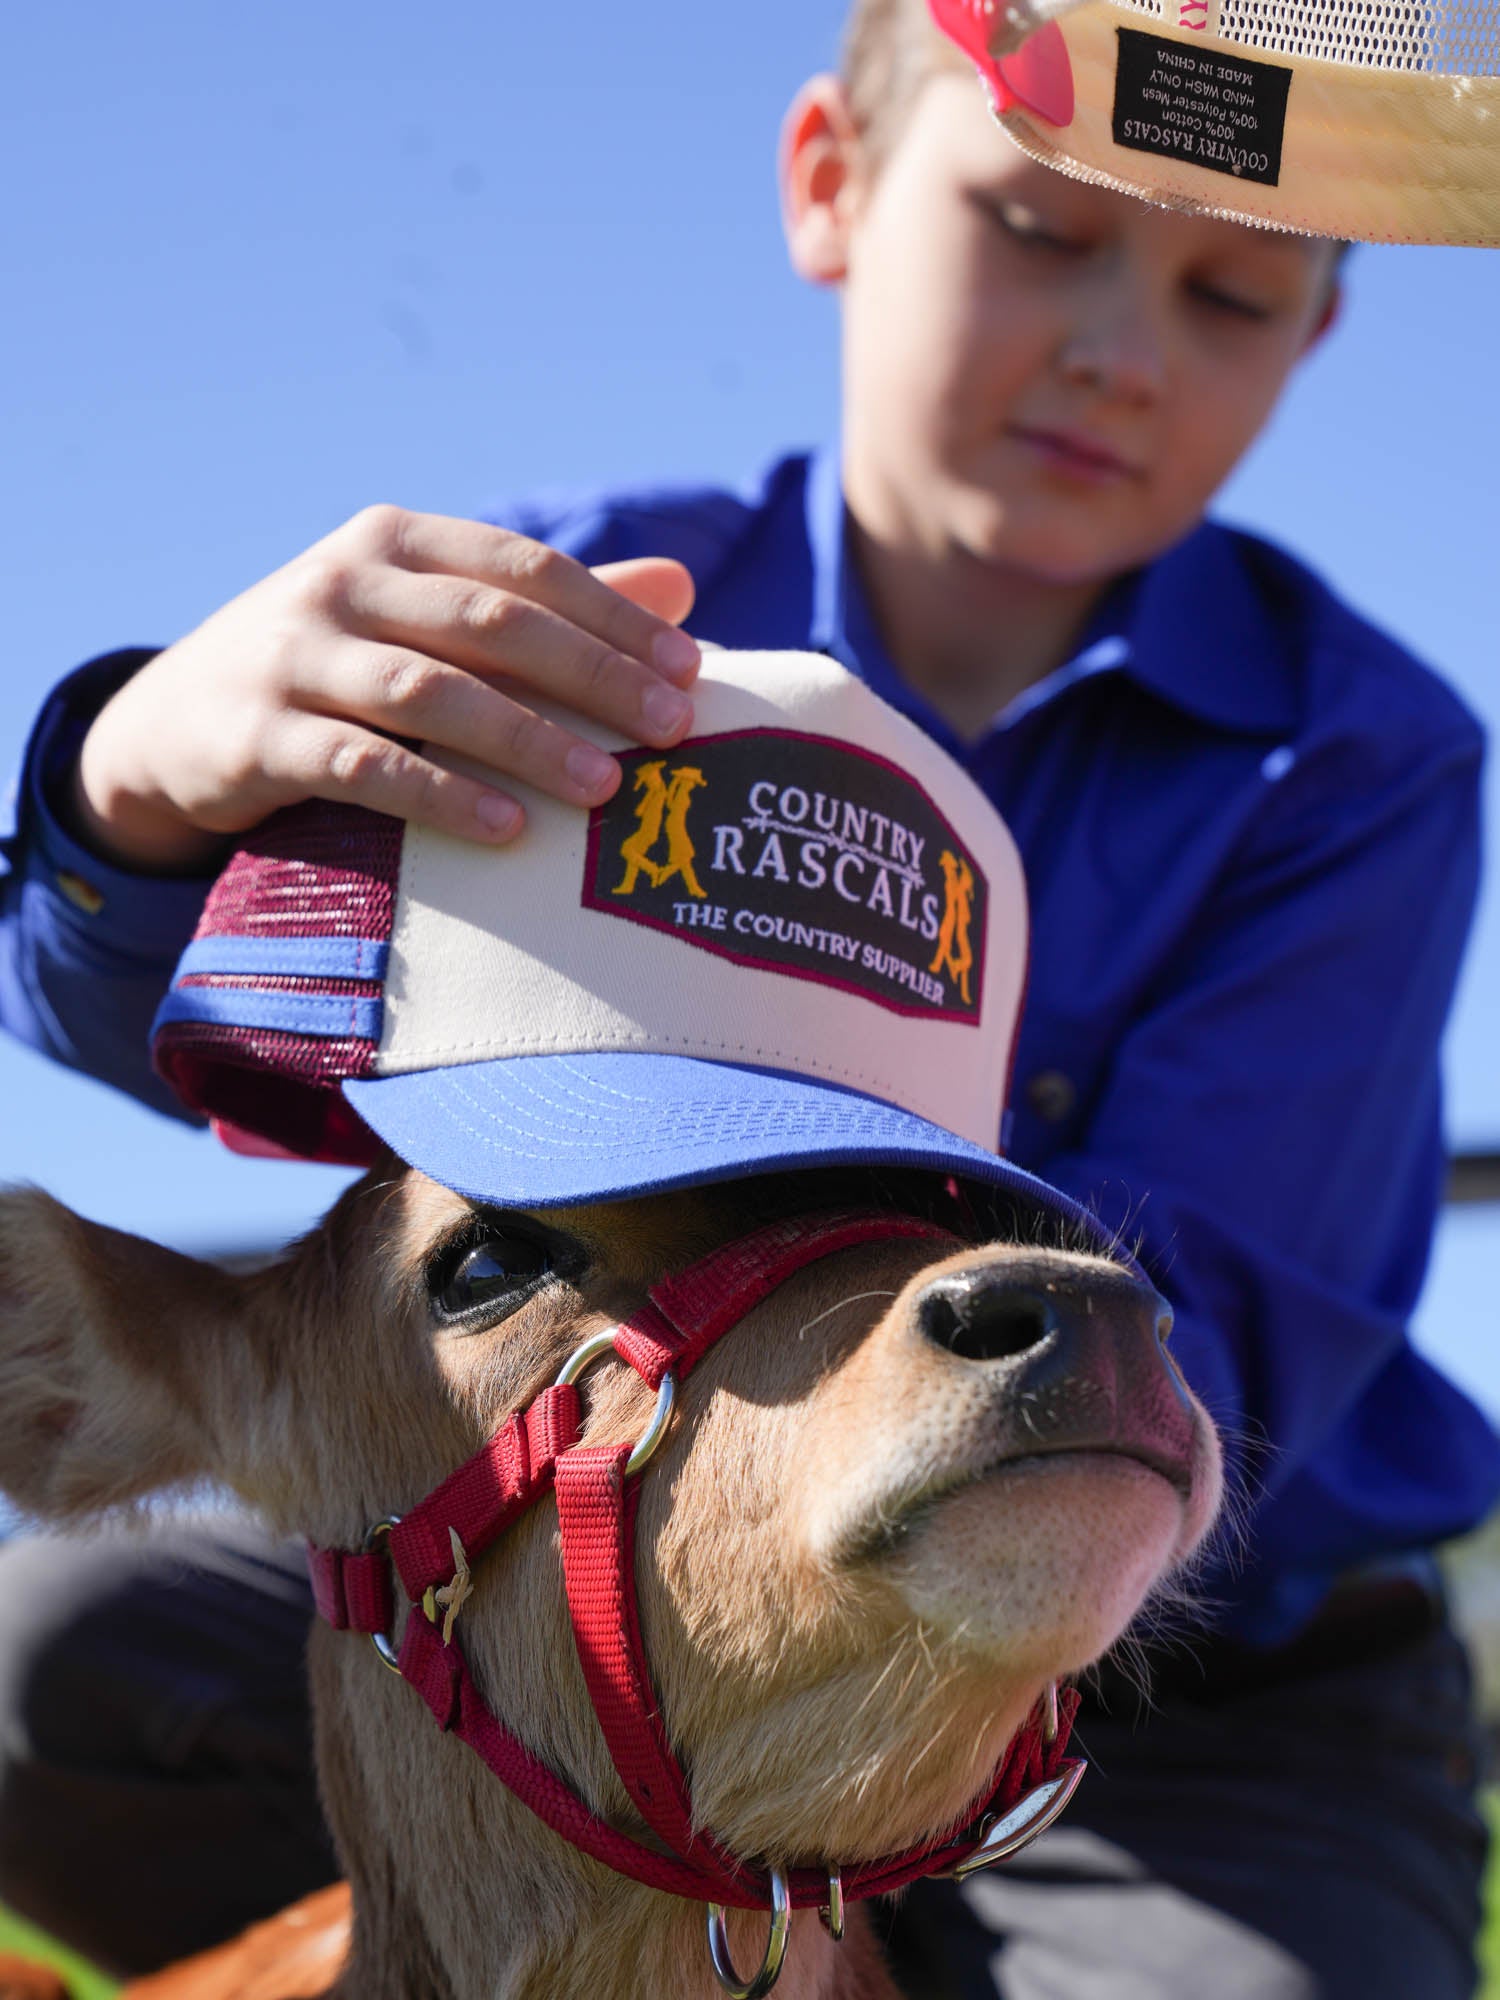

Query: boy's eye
[1190,280,1272,322]
[983,197,1084,253]
[428,1216,572,1326]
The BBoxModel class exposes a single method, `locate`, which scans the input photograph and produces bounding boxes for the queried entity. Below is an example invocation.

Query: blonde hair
[841,0,959,165]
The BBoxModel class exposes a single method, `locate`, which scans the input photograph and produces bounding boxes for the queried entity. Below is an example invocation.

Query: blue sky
[1,3,1496,1406]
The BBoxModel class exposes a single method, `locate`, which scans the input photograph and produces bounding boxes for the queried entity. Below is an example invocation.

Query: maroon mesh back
[152,800,405,1164]
[200,805,403,939]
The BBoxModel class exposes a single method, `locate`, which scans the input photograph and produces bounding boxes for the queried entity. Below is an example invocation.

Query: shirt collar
[802,444,1300,740]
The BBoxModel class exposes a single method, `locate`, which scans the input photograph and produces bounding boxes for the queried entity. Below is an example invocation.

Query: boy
[1,1,1494,1992]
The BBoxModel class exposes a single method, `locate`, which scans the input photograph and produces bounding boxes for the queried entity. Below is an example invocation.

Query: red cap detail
[927,0,1075,126]
[1000,23,1075,127]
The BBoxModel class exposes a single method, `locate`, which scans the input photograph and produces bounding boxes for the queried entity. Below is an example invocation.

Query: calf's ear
[0,1188,252,1521]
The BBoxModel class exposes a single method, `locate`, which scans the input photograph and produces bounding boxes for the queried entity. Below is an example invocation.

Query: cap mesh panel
[197,800,403,941]
[1213,0,1498,72]
[154,799,403,1162]
[175,975,374,997]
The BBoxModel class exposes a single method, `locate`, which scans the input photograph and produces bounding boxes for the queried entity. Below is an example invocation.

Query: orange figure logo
[613,762,707,899]
[928,849,975,1004]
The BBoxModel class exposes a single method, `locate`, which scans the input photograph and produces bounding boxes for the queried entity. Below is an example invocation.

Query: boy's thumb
[592,557,696,629]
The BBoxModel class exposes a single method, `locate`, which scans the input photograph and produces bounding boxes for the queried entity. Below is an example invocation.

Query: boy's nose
[1057,297,1168,406]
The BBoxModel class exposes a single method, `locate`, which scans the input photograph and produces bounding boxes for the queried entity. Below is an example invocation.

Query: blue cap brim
[343,1053,1110,1250]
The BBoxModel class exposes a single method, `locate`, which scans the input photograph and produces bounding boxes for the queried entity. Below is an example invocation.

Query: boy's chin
[951,488,1192,591]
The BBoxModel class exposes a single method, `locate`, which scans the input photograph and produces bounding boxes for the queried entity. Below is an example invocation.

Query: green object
[1480,1792,1500,1998]
[0,1908,119,2000]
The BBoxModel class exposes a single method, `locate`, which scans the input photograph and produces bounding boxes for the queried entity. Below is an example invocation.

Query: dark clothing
[0,1524,334,1978]
[3,453,1496,1643]
[0,1522,1482,1993]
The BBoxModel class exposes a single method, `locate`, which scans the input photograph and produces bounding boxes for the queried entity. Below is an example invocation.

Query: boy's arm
[1033,711,1485,1551]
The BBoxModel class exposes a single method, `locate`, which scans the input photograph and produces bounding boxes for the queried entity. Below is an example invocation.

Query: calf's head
[0,1165,1218,1892]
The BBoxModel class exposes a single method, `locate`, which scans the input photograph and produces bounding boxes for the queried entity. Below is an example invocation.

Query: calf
[0,1162,1220,2000]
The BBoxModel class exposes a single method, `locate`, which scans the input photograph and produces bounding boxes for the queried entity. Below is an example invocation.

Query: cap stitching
[379,1029,904,1100]
[405,1076,957,1163]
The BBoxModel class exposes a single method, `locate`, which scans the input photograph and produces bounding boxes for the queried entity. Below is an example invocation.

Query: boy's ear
[0,1188,253,1520]
[779,75,866,287]
[1303,278,1343,353]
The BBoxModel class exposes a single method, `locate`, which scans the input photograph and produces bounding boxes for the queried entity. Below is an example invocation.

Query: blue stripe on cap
[154,988,384,1040]
[175,936,389,980]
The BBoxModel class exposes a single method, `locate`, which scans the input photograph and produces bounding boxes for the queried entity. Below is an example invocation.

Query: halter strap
[308,1208,1084,1909]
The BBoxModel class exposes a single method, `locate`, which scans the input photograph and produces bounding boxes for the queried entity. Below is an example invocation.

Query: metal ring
[362,1516,405,1675]
[1042,1679,1060,1744]
[948,1759,1088,1879]
[819,1868,845,1942]
[706,1869,791,1999]
[555,1328,677,1475]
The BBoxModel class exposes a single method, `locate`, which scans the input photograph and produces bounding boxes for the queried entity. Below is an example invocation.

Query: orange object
[0,1954,71,2000]
[120,1885,350,2000]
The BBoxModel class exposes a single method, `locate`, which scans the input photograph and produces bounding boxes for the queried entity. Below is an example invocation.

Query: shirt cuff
[4,649,218,961]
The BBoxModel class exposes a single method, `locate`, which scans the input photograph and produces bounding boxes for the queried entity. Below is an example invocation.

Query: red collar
[307,1209,1084,1914]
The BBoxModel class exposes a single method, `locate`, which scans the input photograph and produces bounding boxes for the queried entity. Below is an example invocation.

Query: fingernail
[565,742,618,795]
[642,683,692,738]
[652,628,700,683]
[476,793,523,839]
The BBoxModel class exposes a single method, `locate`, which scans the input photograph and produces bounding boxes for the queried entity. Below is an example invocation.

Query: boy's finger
[276,716,530,845]
[591,557,697,636]
[331,572,697,752]
[350,508,701,687]
[310,643,628,808]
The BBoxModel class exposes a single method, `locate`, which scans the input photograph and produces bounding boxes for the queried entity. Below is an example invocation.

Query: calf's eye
[430,1223,559,1326]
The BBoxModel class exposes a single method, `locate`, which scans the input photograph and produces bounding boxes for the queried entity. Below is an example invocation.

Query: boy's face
[801,70,1338,588]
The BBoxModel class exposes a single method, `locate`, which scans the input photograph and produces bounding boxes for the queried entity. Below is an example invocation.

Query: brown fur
[0,1164,1220,1999]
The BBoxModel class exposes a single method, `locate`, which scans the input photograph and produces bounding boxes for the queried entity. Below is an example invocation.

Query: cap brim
[344,1053,1110,1249]
[930,0,1500,248]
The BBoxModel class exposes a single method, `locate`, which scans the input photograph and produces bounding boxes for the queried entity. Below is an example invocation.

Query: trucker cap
[151,650,1107,1241]
[929,0,1500,245]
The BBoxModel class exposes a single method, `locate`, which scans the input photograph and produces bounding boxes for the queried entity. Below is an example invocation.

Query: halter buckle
[947,1759,1088,1879]
[420,1526,474,1644]
[706,1867,791,1998]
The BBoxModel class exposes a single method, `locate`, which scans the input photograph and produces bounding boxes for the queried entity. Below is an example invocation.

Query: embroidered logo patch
[583,729,987,1023]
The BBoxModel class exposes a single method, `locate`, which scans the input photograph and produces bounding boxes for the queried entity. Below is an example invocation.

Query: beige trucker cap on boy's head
[929,0,1500,244]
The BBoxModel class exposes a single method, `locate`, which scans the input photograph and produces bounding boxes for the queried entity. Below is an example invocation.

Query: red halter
[307,1209,1084,1915]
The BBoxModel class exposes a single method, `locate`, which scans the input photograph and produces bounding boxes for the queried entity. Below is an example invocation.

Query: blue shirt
[4,447,1496,1642]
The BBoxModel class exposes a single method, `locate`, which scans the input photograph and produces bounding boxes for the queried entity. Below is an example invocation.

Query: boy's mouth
[1008,425,1140,483]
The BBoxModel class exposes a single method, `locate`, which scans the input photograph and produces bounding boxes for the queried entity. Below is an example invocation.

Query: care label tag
[1111,27,1291,186]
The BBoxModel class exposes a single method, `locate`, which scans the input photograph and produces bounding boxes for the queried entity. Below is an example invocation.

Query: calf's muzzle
[913,1258,1196,1491]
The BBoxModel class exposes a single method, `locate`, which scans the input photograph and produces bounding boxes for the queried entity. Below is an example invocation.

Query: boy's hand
[70,506,703,872]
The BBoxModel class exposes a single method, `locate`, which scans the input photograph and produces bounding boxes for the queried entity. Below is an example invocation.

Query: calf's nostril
[918,1281,1061,1364]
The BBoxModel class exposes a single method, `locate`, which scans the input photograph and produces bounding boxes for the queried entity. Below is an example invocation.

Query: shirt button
[56,869,105,916]
[1026,1070,1076,1123]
